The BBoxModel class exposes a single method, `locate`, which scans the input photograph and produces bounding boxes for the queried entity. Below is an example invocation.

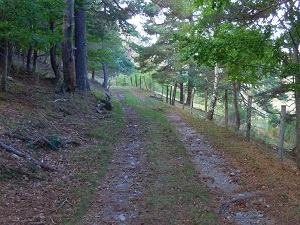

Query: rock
[236,212,243,217]
[118,214,126,221]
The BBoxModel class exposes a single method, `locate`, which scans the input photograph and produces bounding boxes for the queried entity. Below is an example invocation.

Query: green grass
[62,89,125,225]
[119,88,218,225]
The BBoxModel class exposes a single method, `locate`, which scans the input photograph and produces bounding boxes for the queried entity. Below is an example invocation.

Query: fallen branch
[51,198,72,212]
[219,196,250,214]
[0,141,57,171]
[0,164,42,179]
[1,131,32,142]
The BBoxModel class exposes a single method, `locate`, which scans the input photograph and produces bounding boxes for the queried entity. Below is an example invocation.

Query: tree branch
[0,141,57,171]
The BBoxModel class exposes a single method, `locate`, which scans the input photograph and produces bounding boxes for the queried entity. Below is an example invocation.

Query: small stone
[258,213,264,218]
[119,214,126,221]
[236,212,243,217]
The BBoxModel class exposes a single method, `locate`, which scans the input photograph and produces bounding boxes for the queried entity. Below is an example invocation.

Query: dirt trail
[167,112,275,225]
[84,92,146,224]
[129,88,276,224]
[84,88,276,225]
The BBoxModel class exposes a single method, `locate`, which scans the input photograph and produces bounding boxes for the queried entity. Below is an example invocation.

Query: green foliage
[0,0,63,51]
[268,114,280,128]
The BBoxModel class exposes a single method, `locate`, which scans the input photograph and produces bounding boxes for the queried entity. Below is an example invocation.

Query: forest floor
[1,74,300,225]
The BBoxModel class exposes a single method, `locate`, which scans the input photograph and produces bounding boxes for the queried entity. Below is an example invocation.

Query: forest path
[129,88,276,225]
[84,87,276,225]
[84,91,146,225]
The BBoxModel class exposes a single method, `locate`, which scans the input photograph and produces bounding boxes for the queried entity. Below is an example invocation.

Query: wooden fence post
[278,105,286,162]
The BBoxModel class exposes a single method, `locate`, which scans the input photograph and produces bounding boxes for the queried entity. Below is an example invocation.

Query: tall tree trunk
[166,85,169,103]
[233,81,241,130]
[245,95,253,141]
[50,44,61,83]
[26,46,32,70]
[224,87,229,129]
[169,86,173,104]
[278,105,286,162]
[135,74,138,87]
[185,78,194,106]
[172,82,177,105]
[7,42,13,74]
[62,0,76,92]
[293,44,300,169]
[206,63,220,121]
[102,62,109,88]
[32,50,38,73]
[205,85,209,113]
[75,4,89,91]
[49,21,61,83]
[179,82,184,103]
[1,39,8,92]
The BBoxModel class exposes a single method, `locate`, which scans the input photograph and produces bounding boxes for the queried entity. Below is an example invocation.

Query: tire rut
[84,92,145,225]
[166,112,276,225]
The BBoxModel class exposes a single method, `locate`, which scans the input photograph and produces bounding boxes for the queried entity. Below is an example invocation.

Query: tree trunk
[245,95,253,141]
[7,42,13,74]
[1,39,8,92]
[102,62,109,88]
[295,76,300,169]
[169,86,173,104]
[75,5,89,91]
[166,86,169,103]
[172,82,177,105]
[50,21,61,83]
[135,74,138,87]
[143,77,148,90]
[224,87,229,129]
[205,85,209,113]
[278,105,286,162]
[179,82,184,103]
[185,78,194,106]
[190,88,195,114]
[206,63,220,121]
[26,46,33,70]
[139,76,142,89]
[32,50,38,73]
[62,0,76,92]
[233,81,241,130]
